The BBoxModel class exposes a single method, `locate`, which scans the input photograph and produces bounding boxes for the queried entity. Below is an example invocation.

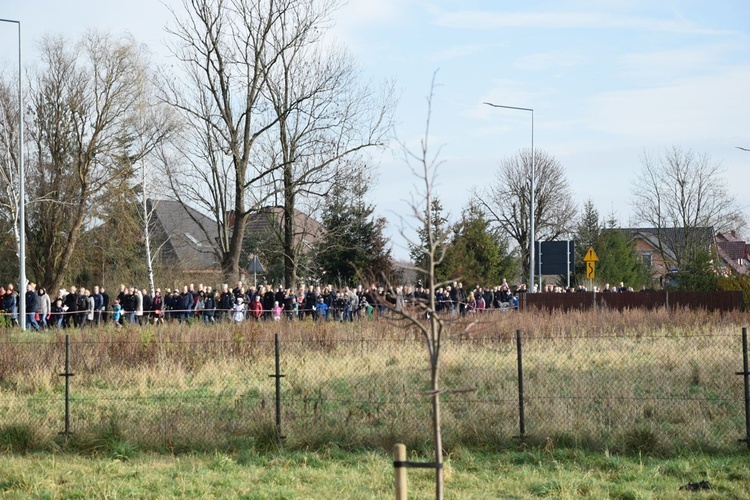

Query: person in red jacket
[249,295,263,321]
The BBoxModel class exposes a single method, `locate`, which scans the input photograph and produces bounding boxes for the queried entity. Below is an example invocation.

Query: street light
[0,18,26,328]
[484,102,535,293]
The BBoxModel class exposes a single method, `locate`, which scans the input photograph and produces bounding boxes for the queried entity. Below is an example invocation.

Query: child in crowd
[112,298,123,326]
[272,301,283,321]
[315,296,328,321]
[233,297,245,323]
[51,298,64,329]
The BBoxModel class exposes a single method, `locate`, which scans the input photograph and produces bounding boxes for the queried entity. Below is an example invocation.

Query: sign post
[583,247,599,289]
[247,255,266,289]
[533,240,576,289]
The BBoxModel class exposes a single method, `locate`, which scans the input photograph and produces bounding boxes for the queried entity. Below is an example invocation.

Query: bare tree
[0,72,22,267]
[163,0,340,282]
[631,146,746,268]
[262,14,394,287]
[378,73,456,500]
[26,32,148,293]
[479,149,577,284]
[130,92,178,296]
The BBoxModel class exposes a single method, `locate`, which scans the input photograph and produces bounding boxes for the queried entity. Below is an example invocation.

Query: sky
[1,0,749,261]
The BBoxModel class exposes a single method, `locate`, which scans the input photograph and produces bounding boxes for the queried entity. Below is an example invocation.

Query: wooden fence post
[394,443,407,500]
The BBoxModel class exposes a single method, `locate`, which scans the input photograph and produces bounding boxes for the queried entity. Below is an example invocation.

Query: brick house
[715,232,749,276]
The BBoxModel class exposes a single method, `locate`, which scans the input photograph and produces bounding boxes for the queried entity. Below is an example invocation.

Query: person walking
[25,283,40,331]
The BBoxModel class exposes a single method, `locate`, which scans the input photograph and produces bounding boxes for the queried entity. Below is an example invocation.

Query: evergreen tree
[674,248,718,291]
[596,217,652,289]
[576,199,601,252]
[409,197,450,284]
[573,202,651,289]
[441,205,517,287]
[573,199,602,284]
[315,174,393,286]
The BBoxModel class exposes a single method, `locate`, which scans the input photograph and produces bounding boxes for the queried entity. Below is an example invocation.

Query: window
[642,252,652,268]
[185,233,202,247]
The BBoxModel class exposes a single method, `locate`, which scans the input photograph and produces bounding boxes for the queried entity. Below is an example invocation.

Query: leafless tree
[26,32,148,293]
[376,73,457,500]
[262,15,395,287]
[631,146,746,268]
[0,72,22,264]
[128,73,179,296]
[479,149,577,283]
[163,0,339,282]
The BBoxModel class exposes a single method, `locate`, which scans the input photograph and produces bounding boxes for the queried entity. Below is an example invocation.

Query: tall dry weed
[0,309,746,453]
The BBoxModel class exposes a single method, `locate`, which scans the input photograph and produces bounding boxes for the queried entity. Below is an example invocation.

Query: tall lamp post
[1,18,26,328]
[484,102,535,293]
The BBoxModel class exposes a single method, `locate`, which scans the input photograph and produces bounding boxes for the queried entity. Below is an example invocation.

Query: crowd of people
[0,278,535,329]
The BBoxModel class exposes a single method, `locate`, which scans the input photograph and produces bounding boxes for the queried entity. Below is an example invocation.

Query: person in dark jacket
[179,286,193,323]
[63,286,78,329]
[263,287,275,320]
[203,289,216,324]
[3,284,18,327]
[219,284,234,322]
[25,283,39,331]
[93,286,104,325]
[101,287,110,323]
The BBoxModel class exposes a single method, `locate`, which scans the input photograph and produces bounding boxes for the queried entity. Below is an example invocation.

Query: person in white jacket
[135,288,144,325]
[38,287,52,330]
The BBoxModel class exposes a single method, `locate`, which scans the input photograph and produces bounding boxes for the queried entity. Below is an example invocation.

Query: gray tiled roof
[148,199,323,271]
[148,199,220,271]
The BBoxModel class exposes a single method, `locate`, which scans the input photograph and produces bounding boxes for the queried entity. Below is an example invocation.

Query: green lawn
[0,448,748,498]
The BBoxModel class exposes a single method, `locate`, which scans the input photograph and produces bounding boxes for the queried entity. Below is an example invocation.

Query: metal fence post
[516,329,526,440]
[269,333,285,447]
[58,334,74,437]
[738,327,750,449]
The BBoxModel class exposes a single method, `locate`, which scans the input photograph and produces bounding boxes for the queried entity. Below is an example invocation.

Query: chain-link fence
[0,327,747,454]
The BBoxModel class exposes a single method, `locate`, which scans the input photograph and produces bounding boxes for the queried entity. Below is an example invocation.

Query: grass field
[1,448,749,498]
[1,308,747,455]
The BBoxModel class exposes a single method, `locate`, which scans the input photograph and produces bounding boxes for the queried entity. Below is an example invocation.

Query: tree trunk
[143,183,155,297]
[283,172,296,288]
[431,354,444,500]
[223,203,248,283]
[48,195,87,295]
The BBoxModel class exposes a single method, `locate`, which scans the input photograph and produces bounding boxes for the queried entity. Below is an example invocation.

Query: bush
[717,274,750,310]
[0,424,36,453]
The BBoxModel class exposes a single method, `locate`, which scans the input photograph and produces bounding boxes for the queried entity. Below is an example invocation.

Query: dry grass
[0,307,747,455]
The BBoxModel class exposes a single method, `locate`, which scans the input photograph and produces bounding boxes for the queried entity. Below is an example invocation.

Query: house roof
[716,244,748,275]
[245,206,323,249]
[148,199,220,271]
[715,232,749,275]
[716,232,749,260]
[148,199,323,271]
[718,241,748,261]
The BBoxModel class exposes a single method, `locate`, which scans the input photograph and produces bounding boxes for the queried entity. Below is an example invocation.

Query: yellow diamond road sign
[583,247,599,262]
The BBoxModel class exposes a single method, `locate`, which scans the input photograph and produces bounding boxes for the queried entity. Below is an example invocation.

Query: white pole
[1,19,25,327]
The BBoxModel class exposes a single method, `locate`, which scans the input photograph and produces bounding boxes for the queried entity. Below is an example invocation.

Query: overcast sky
[2,0,749,260]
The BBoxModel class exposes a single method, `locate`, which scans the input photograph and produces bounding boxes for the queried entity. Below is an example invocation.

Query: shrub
[0,424,36,453]
[717,274,750,311]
